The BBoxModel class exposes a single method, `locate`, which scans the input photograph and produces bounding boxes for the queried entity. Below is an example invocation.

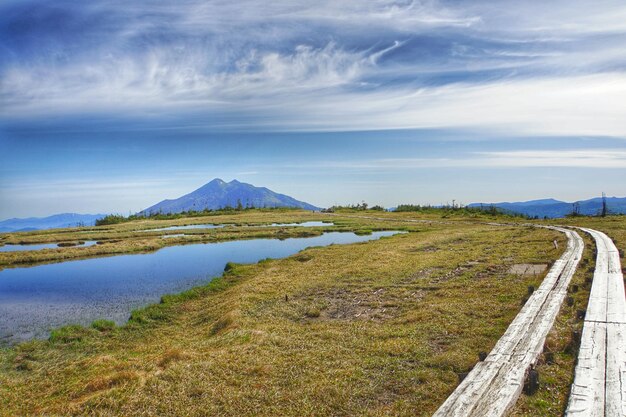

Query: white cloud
[242,72,626,137]
[273,149,626,171]
[2,0,626,137]
[474,149,626,168]
[0,41,374,112]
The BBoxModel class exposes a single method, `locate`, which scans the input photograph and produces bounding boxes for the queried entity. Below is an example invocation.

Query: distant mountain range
[468,197,626,218]
[139,178,320,215]
[0,213,107,233]
[4,188,622,234]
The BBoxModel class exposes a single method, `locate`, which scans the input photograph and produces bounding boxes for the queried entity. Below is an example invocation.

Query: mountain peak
[139,180,320,214]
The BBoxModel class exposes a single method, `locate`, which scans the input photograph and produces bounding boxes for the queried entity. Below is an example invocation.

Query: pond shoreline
[0,231,403,344]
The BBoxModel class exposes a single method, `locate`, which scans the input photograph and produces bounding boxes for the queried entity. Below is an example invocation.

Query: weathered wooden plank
[565,228,626,417]
[566,321,607,416]
[606,273,626,324]
[577,230,624,324]
[433,227,583,417]
[605,322,626,416]
[583,233,609,324]
[486,252,571,363]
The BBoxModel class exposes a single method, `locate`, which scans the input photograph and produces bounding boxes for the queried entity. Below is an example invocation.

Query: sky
[1,0,626,218]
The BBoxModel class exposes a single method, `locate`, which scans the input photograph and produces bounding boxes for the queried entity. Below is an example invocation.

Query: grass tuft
[294,254,313,262]
[91,319,116,332]
[224,261,238,273]
[49,325,92,344]
[210,311,238,335]
[129,304,170,324]
[158,348,188,368]
[83,371,139,394]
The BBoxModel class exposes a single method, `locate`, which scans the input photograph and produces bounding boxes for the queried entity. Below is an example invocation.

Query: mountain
[139,179,320,215]
[0,213,107,233]
[468,197,626,218]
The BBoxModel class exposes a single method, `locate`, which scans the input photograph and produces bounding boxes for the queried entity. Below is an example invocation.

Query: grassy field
[0,210,624,416]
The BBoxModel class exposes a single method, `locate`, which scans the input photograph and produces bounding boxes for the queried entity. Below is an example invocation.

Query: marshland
[2,208,623,415]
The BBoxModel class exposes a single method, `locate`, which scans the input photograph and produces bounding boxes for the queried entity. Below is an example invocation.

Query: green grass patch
[49,325,93,344]
[91,319,116,332]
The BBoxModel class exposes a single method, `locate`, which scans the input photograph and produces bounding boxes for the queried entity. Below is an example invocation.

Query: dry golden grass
[2,210,624,415]
[0,212,568,416]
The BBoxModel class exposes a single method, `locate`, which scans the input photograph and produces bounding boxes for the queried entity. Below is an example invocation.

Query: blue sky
[1,0,626,218]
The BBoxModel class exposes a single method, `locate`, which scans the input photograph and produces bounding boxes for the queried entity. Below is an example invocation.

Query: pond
[0,241,98,252]
[262,221,333,227]
[142,221,333,232]
[0,231,400,343]
[141,224,225,232]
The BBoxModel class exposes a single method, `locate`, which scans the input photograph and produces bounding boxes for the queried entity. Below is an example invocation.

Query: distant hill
[0,213,107,233]
[139,179,320,215]
[468,197,626,218]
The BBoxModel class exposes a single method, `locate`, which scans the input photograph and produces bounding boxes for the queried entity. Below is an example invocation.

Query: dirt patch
[301,287,425,322]
[508,264,548,276]
[474,264,508,280]
[429,261,481,284]
[443,237,469,245]
[428,332,458,354]
[409,245,439,253]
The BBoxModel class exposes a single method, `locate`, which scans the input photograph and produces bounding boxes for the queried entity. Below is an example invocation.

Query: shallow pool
[142,224,225,232]
[0,231,399,343]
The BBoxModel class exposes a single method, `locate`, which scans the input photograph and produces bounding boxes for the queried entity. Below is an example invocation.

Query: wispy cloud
[474,149,626,168]
[1,0,626,136]
[272,149,626,171]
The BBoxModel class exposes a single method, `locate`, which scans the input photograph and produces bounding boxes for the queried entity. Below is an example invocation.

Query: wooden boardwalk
[433,227,584,417]
[565,228,626,416]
